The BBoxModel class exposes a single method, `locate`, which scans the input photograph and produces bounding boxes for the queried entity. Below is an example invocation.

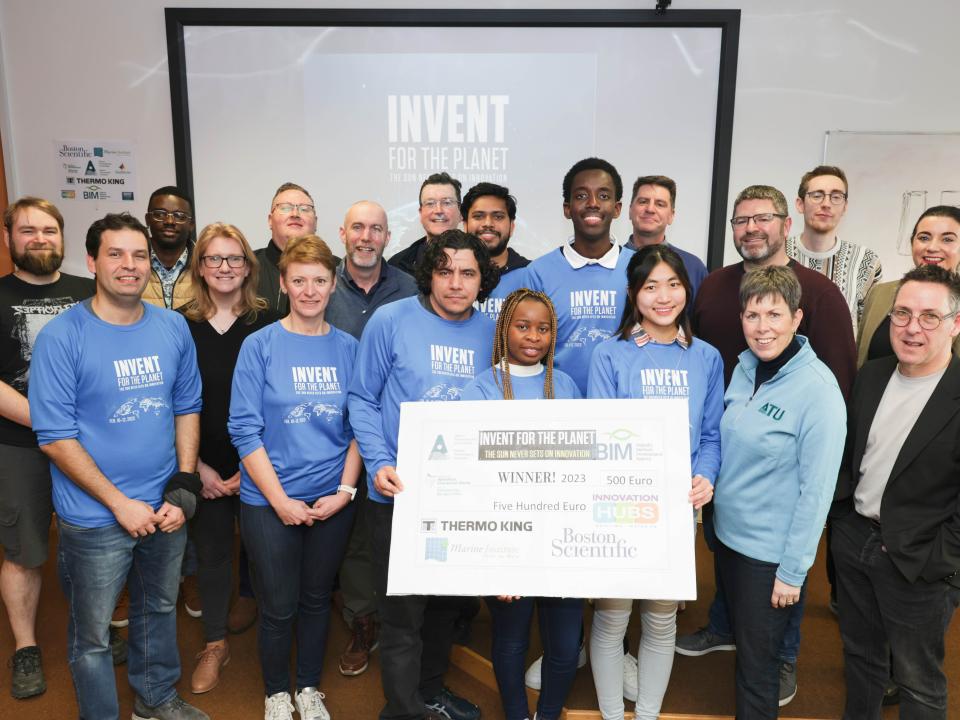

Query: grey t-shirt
[855,366,945,520]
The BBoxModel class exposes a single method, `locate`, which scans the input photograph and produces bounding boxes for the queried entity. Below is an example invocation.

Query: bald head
[339,201,391,272]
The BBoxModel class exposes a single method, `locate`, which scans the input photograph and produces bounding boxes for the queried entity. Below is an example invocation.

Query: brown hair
[491,289,558,400]
[271,182,314,205]
[3,196,65,234]
[797,165,848,198]
[184,222,267,323]
[278,234,337,276]
[631,175,677,207]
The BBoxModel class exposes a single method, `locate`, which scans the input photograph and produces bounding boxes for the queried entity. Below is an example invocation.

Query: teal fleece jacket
[713,336,846,586]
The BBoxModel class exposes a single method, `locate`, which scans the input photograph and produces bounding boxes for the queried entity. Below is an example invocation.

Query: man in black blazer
[832,264,960,720]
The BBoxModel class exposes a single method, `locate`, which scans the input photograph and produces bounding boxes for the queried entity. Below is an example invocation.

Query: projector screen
[167,9,739,267]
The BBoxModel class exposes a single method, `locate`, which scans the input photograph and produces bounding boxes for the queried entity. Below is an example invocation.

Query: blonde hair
[184,223,267,323]
[3,196,64,234]
[491,289,558,400]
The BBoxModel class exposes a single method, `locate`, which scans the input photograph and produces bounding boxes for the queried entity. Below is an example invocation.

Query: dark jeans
[191,493,254,642]
[338,479,378,625]
[57,519,185,720]
[486,596,583,720]
[369,499,467,720]
[704,509,804,662]
[832,511,960,720]
[716,540,793,720]
[240,501,355,695]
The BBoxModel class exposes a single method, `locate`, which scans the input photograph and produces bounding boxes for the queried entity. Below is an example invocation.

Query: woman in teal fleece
[713,265,846,719]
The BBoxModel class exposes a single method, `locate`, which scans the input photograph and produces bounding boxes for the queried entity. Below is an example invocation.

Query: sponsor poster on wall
[55,140,137,202]
[388,398,697,599]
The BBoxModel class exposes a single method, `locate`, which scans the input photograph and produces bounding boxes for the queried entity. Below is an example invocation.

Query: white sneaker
[295,687,331,720]
[524,642,587,689]
[622,652,639,702]
[265,692,295,720]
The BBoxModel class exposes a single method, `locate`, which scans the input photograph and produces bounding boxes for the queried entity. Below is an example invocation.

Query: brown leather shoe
[339,614,379,676]
[227,595,258,634]
[190,642,229,694]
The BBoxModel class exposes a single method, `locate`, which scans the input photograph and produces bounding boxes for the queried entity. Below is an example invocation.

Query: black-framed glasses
[201,254,247,269]
[730,213,786,228]
[272,202,315,216]
[889,308,958,330]
[147,209,192,224]
[805,190,847,205]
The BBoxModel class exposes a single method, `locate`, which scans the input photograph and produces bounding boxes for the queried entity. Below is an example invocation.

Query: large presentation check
[387,398,697,599]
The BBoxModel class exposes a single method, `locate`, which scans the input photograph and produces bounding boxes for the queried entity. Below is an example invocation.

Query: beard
[482,235,510,258]
[12,244,63,275]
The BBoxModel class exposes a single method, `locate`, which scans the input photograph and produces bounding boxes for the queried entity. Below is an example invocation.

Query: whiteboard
[823,131,960,280]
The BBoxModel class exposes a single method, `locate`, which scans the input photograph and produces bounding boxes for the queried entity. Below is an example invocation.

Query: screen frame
[165,7,740,269]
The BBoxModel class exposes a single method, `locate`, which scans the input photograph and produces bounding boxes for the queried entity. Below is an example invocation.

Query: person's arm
[586,344,618,399]
[777,382,847,588]
[174,412,199,473]
[691,349,724,485]
[241,446,315,525]
[807,283,857,400]
[0,380,30,427]
[311,440,362,520]
[347,311,400,489]
[41,438,160,537]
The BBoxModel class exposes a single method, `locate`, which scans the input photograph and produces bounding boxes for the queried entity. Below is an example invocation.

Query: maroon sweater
[691,260,856,400]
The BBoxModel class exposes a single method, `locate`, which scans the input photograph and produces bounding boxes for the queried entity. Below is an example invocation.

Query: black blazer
[832,355,960,588]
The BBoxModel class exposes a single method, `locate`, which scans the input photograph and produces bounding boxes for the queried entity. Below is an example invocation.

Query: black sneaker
[10,646,45,699]
[110,626,128,665]
[882,680,901,706]
[675,626,736,656]
[424,687,481,720]
[132,693,210,720]
[778,661,797,707]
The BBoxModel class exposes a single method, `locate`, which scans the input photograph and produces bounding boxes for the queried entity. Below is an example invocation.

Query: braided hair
[491,288,558,400]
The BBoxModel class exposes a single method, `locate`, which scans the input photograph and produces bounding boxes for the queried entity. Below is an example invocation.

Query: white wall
[1,0,958,273]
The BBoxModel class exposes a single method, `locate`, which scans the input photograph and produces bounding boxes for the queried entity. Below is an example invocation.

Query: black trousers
[369,499,464,720]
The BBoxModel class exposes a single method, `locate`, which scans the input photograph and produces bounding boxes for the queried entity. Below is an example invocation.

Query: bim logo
[593,501,659,524]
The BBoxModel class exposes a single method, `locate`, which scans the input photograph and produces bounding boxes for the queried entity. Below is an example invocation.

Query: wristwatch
[337,484,357,501]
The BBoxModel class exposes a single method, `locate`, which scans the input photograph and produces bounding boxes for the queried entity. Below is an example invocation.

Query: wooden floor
[0,528,955,719]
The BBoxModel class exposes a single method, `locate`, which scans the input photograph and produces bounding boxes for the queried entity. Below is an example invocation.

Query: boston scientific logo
[550,528,637,559]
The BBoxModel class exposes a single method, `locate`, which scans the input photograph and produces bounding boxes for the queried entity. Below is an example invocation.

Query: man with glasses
[786,166,882,333]
[832,264,960,719]
[679,184,856,707]
[388,172,463,275]
[256,182,330,314]
[143,186,196,310]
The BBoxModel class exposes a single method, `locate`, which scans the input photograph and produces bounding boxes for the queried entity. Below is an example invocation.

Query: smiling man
[388,172,463,276]
[256,182,326,314]
[833,264,960,719]
[785,166,881,333]
[525,157,633,395]
[142,186,196,310]
[624,175,708,302]
[28,213,205,720]
[0,197,93,699]
[349,229,496,720]
[681,184,856,707]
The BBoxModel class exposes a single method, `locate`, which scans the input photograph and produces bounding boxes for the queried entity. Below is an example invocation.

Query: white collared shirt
[561,237,621,270]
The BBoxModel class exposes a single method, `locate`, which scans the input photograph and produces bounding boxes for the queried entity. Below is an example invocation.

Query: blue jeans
[705,511,805,662]
[716,540,793,720]
[832,511,960,720]
[240,501,355,696]
[486,596,583,720]
[57,518,186,720]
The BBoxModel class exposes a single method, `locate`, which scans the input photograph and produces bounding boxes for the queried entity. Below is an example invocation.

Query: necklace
[208,315,237,335]
[637,325,687,374]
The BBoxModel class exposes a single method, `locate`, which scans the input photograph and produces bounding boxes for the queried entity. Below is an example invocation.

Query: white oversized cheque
[387,398,696,599]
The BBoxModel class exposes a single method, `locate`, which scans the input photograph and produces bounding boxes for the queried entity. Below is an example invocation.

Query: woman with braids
[462,288,581,720]
[587,244,723,720]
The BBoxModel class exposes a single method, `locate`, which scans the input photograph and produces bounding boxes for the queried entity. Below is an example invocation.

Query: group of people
[0,157,957,720]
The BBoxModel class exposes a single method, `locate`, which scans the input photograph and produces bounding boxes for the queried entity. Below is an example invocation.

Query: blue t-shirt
[348,296,494,503]
[588,332,724,482]
[462,365,581,401]
[29,301,202,528]
[525,246,634,394]
[475,267,530,323]
[229,322,358,505]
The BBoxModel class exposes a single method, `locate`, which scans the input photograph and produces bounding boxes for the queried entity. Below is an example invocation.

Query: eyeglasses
[201,254,247,269]
[805,190,847,205]
[421,198,458,210]
[730,213,786,228]
[889,308,958,330]
[147,209,192,224]
[273,203,316,216]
